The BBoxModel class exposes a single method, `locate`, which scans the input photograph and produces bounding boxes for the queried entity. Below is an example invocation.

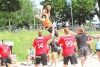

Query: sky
[31,0,44,9]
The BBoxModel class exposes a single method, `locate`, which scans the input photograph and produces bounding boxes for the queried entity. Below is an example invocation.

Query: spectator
[49,38,58,66]
[0,39,12,67]
[95,35,100,62]
[26,45,35,65]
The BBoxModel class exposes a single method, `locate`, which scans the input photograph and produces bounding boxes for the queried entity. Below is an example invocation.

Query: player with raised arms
[32,23,55,67]
[35,5,59,37]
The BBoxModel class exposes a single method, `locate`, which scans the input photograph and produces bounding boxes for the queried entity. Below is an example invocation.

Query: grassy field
[0,30,99,61]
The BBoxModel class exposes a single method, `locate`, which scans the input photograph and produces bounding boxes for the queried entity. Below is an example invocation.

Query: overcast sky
[30,0,44,9]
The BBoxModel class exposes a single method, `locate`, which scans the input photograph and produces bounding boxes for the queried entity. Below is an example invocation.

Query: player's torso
[42,14,52,27]
[35,37,47,55]
[61,35,75,56]
[0,45,10,57]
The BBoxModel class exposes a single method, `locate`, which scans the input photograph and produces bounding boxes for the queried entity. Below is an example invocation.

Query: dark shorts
[58,49,61,54]
[96,49,100,52]
[1,56,12,66]
[26,55,34,60]
[78,46,90,57]
[35,54,47,65]
[64,54,78,65]
[48,27,59,37]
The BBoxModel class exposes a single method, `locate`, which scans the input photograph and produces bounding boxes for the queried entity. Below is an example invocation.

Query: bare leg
[2,65,6,67]
[73,64,76,67]
[80,57,86,67]
[35,64,39,67]
[63,64,67,67]
[8,64,11,67]
[27,56,30,65]
[97,51,100,61]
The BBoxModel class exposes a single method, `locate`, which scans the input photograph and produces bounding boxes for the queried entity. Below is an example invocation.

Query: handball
[46,5,51,10]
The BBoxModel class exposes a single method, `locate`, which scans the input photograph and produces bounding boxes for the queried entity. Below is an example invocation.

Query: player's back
[61,35,75,56]
[34,37,47,55]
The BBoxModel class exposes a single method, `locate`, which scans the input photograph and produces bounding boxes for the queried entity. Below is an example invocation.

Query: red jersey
[33,35,52,56]
[58,35,75,56]
[0,44,10,57]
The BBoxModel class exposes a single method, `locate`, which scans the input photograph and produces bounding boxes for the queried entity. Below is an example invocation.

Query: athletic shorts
[78,46,90,57]
[64,54,78,65]
[1,56,12,66]
[35,54,47,65]
[48,27,59,37]
[96,49,100,52]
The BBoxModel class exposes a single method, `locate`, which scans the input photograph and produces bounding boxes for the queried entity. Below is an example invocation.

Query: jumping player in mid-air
[35,5,59,37]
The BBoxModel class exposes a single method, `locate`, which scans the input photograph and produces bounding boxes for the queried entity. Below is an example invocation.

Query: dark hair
[2,39,6,42]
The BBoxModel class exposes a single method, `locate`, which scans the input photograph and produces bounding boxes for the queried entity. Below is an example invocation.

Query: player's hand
[47,7,51,11]
[46,5,51,11]
[35,15,39,18]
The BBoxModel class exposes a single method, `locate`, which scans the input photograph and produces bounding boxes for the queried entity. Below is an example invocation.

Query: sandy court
[10,54,100,67]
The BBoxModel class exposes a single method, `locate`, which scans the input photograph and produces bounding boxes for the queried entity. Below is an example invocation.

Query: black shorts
[1,56,12,66]
[48,27,59,37]
[58,49,61,54]
[96,49,100,52]
[64,54,78,65]
[35,54,47,65]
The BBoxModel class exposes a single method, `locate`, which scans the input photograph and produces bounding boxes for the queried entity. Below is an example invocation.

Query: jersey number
[38,43,43,49]
[65,41,73,47]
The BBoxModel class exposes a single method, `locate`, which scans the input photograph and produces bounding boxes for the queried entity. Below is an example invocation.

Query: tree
[40,0,95,26]
[95,0,100,21]
[0,0,39,30]
[0,0,22,30]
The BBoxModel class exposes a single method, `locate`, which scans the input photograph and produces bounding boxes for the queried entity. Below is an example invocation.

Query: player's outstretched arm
[35,15,45,22]
[46,5,51,18]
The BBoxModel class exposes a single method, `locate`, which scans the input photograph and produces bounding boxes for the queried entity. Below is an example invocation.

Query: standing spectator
[58,28,78,67]
[49,38,58,66]
[0,39,12,67]
[57,44,62,61]
[95,36,100,62]
[75,27,90,67]
[26,45,35,65]
[33,23,54,67]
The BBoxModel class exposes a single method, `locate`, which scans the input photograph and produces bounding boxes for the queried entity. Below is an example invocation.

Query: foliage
[0,0,22,12]
[41,0,95,26]
[0,0,40,30]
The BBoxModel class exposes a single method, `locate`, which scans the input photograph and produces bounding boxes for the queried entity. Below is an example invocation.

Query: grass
[0,30,99,61]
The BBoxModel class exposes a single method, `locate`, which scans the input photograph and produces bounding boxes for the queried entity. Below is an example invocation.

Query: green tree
[0,0,22,30]
[40,0,65,22]
[95,0,100,21]
[40,0,95,26]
